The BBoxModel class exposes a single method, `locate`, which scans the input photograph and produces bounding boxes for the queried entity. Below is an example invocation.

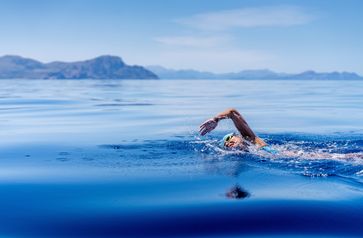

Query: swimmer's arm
[199,109,252,137]
[214,108,267,147]
[213,108,256,140]
[200,108,251,136]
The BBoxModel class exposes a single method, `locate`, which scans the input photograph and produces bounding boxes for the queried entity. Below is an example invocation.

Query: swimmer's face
[224,135,243,148]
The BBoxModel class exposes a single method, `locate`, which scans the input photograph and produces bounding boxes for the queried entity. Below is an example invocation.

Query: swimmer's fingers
[199,124,208,135]
[199,119,217,135]
[199,120,212,131]
[199,120,208,130]
[199,123,206,130]
[200,127,212,136]
[199,124,209,135]
[199,126,205,132]
[199,120,210,129]
[200,128,207,136]
[200,126,212,136]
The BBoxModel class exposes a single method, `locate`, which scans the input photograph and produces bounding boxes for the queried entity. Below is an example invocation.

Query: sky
[0,0,362,74]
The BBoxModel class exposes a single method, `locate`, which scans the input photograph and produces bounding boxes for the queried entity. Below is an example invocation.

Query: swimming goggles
[221,132,235,146]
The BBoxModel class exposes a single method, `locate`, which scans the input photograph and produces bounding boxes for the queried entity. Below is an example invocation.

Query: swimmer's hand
[199,118,218,136]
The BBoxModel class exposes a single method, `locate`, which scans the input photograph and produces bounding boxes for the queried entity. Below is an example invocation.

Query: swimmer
[199,108,277,153]
[200,108,363,161]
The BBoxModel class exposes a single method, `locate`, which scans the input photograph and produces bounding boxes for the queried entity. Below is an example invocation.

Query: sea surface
[0,79,363,237]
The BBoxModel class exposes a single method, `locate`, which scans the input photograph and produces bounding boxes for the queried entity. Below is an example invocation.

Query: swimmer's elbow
[227,108,240,116]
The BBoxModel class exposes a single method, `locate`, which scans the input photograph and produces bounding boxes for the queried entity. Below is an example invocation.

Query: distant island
[147,65,363,80]
[0,55,158,79]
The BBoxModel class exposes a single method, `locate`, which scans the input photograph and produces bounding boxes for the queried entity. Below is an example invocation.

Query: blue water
[1,79,363,237]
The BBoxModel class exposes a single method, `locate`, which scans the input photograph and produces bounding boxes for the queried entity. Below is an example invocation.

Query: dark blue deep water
[0,79,363,237]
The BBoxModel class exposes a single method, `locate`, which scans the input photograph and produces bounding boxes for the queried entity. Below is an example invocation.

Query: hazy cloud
[176,6,313,31]
[150,5,312,71]
[154,35,230,48]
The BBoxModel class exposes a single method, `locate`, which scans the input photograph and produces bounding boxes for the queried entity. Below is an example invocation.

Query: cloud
[154,35,231,48]
[149,6,312,71]
[176,6,313,31]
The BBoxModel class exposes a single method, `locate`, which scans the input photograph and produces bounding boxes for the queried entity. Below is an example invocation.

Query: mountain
[0,55,158,79]
[285,70,362,80]
[146,65,217,79]
[1,56,361,80]
[147,66,363,80]
[220,69,288,79]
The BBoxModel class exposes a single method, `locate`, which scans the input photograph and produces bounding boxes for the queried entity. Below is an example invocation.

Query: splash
[192,133,363,177]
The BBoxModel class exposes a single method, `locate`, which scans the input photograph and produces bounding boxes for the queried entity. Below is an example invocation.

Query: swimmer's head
[221,133,244,148]
[222,133,234,145]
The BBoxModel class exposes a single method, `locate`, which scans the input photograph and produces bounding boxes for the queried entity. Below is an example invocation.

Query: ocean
[0,79,363,237]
